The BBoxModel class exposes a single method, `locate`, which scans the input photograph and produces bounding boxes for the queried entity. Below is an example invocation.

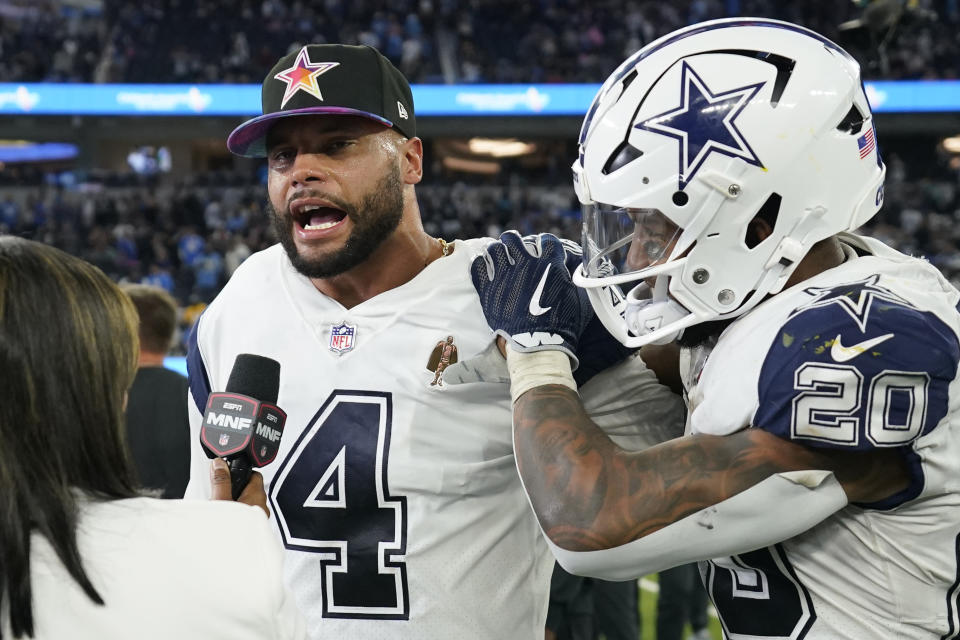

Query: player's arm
[638,342,682,395]
[512,371,911,580]
[468,233,912,580]
[515,381,907,552]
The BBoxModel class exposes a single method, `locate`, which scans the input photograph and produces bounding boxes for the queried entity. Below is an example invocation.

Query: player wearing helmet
[466,18,960,640]
[572,17,884,348]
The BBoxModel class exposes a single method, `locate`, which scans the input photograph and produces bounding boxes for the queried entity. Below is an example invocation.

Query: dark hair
[0,237,141,638]
[121,283,179,355]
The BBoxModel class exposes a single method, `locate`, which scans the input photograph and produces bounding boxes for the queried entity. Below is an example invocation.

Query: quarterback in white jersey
[186,239,554,638]
[459,18,960,640]
[183,42,685,640]
[186,240,683,639]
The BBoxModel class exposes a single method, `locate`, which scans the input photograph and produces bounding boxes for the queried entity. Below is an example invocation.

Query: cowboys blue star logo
[636,61,765,190]
[790,274,914,332]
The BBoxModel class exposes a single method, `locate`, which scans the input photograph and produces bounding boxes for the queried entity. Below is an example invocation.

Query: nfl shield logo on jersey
[329,322,356,354]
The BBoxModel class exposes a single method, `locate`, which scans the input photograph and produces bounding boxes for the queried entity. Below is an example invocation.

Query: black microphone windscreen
[225,353,281,403]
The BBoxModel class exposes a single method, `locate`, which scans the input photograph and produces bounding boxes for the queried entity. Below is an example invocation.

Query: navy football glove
[471,231,593,367]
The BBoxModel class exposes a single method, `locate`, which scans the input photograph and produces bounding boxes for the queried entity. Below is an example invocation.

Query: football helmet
[572,18,886,347]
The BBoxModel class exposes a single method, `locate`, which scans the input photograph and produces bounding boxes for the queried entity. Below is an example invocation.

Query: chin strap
[624,277,687,345]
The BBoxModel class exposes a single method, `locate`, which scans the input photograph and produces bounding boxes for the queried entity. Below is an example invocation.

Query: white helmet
[572,18,886,347]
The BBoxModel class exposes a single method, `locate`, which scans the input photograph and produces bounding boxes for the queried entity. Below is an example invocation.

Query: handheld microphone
[199,354,286,500]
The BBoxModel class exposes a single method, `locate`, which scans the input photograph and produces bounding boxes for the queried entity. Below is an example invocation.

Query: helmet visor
[581,204,682,279]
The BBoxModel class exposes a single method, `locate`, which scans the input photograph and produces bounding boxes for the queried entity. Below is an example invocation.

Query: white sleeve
[547,469,848,581]
[580,353,686,451]
[253,513,306,640]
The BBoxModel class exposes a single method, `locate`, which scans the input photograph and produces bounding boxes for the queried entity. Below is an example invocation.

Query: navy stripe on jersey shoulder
[186,313,211,413]
[753,274,958,510]
[754,275,959,452]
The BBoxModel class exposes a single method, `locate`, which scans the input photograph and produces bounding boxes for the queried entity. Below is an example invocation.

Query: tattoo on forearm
[513,384,906,552]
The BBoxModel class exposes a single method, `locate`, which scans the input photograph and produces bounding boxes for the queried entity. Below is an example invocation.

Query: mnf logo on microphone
[200,392,287,465]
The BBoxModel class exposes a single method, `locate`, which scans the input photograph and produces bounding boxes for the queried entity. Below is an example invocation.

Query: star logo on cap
[274,47,340,108]
[636,61,765,190]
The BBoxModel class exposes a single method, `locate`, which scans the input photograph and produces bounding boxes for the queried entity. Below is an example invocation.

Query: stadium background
[2,1,959,637]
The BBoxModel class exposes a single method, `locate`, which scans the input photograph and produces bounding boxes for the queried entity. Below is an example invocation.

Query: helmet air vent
[836,104,865,134]
[602,141,644,175]
[707,49,795,106]
[745,193,782,249]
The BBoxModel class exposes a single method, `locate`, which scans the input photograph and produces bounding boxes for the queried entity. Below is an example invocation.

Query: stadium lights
[942,135,960,154]
[442,156,500,174]
[467,138,537,158]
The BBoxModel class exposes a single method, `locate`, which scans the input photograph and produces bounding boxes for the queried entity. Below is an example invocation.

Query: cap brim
[226,106,395,157]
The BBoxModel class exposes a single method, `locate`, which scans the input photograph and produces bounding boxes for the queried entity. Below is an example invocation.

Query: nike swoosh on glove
[444,233,636,386]
[470,231,593,367]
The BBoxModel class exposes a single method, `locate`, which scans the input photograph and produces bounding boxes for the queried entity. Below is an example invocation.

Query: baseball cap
[227,44,416,157]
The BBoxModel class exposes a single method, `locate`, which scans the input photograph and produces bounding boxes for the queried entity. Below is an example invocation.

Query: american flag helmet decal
[857,125,876,159]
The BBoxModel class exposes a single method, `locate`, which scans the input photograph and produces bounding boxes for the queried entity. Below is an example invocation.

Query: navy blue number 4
[269,390,409,619]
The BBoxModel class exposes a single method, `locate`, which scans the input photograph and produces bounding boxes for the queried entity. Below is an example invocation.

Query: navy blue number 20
[270,391,409,619]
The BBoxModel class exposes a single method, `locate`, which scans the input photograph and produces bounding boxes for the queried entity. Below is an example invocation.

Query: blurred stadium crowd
[2,0,960,353]
[0,157,578,303]
[3,143,960,356]
[2,0,959,83]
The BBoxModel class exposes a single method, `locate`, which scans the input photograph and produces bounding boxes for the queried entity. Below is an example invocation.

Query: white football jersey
[184,239,556,639]
[687,233,960,639]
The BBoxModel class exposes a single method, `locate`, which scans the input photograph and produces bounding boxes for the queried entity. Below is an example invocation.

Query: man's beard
[270,167,404,279]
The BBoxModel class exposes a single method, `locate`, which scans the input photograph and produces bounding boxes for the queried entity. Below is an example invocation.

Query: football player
[183,44,685,639]
[468,18,960,640]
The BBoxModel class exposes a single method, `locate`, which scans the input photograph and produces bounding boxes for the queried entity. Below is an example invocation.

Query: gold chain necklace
[437,237,451,256]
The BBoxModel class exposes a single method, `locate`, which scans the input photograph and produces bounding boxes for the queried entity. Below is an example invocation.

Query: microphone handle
[229,456,254,501]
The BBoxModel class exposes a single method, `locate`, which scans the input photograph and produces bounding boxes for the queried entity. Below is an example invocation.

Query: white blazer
[9,496,305,640]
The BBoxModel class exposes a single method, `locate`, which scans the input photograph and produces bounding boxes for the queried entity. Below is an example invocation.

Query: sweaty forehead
[265,115,390,148]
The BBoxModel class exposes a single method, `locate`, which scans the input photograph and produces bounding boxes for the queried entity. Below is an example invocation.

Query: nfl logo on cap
[329,322,356,354]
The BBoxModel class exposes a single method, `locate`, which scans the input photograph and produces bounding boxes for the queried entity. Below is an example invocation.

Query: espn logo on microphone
[200,392,287,465]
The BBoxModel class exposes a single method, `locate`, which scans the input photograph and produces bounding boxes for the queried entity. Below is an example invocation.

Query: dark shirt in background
[125,366,190,498]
